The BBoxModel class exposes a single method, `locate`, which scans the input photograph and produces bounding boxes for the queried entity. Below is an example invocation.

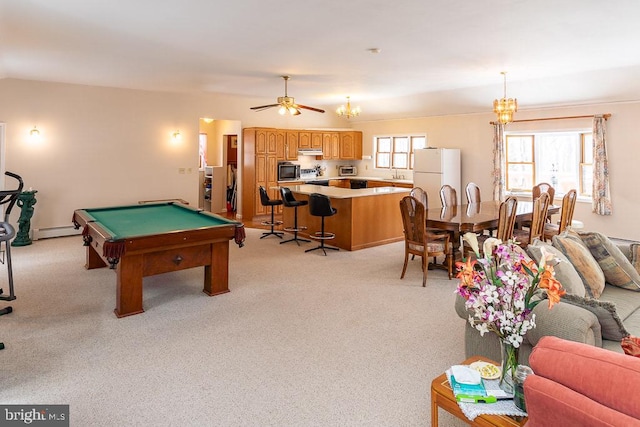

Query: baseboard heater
[32,225,82,240]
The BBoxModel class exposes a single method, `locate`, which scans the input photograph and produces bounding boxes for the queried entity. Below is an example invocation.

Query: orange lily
[538,267,566,308]
[456,258,477,288]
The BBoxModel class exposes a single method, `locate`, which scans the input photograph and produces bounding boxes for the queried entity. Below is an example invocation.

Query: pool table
[72,202,245,318]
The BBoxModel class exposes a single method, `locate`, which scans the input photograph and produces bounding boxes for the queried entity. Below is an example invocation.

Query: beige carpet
[0,228,468,426]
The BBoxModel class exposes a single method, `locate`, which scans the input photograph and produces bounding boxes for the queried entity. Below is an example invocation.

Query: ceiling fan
[250,76,325,115]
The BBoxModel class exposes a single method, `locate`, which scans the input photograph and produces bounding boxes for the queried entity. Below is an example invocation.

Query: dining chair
[399,196,452,286]
[533,182,556,204]
[519,182,555,230]
[463,196,518,258]
[513,192,550,248]
[411,186,453,263]
[465,182,481,204]
[543,189,577,241]
[439,185,457,207]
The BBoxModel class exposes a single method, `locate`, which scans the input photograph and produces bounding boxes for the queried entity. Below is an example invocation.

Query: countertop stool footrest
[311,231,335,240]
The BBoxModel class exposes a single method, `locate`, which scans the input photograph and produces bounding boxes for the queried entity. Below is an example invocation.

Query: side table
[430,355,527,427]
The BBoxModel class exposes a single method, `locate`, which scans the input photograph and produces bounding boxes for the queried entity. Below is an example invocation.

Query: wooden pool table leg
[85,243,107,270]
[203,241,230,296]
[114,254,144,318]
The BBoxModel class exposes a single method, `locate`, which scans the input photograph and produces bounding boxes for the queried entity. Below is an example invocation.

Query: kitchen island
[280,184,410,251]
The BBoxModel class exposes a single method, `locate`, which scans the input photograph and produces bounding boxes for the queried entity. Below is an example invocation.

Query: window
[374,135,426,170]
[505,131,592,198]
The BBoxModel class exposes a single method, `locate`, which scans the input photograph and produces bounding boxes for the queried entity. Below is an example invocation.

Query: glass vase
[499,340,519,394]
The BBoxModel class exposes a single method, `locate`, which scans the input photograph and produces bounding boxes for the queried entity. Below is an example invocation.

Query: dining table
[426,200,560,254]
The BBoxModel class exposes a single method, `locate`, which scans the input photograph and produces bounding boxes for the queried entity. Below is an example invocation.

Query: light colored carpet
[0,228,468,426]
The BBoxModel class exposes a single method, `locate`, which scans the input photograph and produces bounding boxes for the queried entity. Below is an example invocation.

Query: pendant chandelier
[493,72,518,124]
[336,96,361,119]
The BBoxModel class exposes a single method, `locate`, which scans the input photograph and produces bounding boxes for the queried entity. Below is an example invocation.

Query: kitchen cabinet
[311,132,323,152]
[285,130,298,160]
[329,179,349,188]
[243,128,280,221]
[322,132,340,160]
[340,131,362,160]
[298,132,311,149]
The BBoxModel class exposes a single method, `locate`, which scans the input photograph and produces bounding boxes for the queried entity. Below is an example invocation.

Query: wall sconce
[29,126,41,142]
[172,130,182,142]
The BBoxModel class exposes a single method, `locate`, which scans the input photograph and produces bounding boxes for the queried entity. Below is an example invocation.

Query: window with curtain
[504,130,593,198]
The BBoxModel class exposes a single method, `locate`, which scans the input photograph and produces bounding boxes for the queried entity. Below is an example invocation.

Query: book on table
[446,365,510,403]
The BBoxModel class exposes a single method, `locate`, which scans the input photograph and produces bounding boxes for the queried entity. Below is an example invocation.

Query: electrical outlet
[187,168,192,173]
[366,165,368,170]
[178,168,185,174]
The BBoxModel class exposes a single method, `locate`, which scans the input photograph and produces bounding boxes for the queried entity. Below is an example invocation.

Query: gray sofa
[455,232,640,365]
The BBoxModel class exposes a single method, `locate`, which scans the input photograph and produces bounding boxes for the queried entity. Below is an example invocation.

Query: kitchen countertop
[285,184,410,199]
[279,176,414,185]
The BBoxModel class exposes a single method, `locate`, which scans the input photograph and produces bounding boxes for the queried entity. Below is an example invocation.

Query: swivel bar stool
[305,193,338,255]
[279,187,310,246]
[258,186,284,239]
[0,171,24,350]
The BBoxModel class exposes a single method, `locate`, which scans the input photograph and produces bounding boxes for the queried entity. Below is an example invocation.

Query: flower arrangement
[456,233,566,391]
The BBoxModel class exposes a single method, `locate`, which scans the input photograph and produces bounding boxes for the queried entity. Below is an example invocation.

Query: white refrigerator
[413,148,461,206]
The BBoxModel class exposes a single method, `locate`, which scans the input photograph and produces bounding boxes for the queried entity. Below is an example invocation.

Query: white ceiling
[2,0,640,120]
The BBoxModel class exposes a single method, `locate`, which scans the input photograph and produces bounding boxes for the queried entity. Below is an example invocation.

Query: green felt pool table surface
[81,203,236,239]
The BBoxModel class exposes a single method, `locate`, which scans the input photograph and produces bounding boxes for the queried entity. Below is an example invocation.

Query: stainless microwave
[278,162,300,181]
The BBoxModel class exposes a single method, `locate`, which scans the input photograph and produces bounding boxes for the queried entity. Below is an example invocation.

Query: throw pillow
[578,231,640,291]
[526,239,586,297]
[631,243,640,275]
[561,294,629,341]
[553,232,606,299]
[622,336,640,357]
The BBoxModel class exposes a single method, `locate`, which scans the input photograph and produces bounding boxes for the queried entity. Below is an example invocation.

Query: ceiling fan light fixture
[336,96,361,119]
[493,71,518,124]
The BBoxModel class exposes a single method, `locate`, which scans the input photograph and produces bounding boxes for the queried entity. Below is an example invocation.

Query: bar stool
[0,171,24,351]
[258,186,284,239]
[279,187,310,246]
[305,193,338,255]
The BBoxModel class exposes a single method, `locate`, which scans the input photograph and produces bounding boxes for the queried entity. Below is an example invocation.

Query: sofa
[454,229,640,365]
[524,336,640,426]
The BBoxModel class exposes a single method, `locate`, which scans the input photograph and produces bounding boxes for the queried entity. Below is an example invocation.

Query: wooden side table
[430,356,527,427]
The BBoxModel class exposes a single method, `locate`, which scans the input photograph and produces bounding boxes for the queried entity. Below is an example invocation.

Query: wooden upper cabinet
[275,130,286,159]
[285,131,298,160]
[311,132,323,150]
[267,130,278,154]
[298,132,311,149]
[322,132,340,160]
[255,129,268,154]
[340,131,363,160]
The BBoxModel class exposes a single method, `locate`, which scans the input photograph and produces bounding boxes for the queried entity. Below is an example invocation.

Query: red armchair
[525,336,640,426]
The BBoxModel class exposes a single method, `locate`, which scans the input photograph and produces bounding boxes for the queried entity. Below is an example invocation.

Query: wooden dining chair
[399,196,452,286]
[513,192,550,248]
[465,182,481,204]
[439,185,457,207]
[543,189,577,241]
[411,186,453,262]
[520,182,555,229]
[533,182,556,205]
[463,196,518,258]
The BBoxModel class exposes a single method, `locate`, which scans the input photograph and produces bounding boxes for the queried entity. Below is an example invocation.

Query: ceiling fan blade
[297,104,325,114]
[250,104,280,111]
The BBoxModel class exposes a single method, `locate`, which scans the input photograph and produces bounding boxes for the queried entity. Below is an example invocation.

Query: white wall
[354,102,640,241]
[0,78,339,233]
